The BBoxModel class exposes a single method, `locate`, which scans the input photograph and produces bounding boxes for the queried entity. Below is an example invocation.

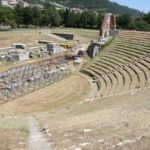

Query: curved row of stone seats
[82,31,150,97]
[116,41,150,48]
[99,55,135,89]
[95,59,126,87]
[118,31,150,37]
[116,40,150,46]
[103,51,148,86]
[109,48,146,59]
[93,62,119,84]
[87,67,111,89]
[106,51,148,69]
[95,57,131,89]
[83,60,149,96]
[106,49,149,64]
[92,59,139,91]
[111,49,149,79]
[115,39,150,47]
[107,47,149,67]
[88,65,117,93]
[117,36,150,42]
[81,69,105,92]
[117,36,150,41]
[115,43,150,51]
[85,58,130,95]
[94,63,132,93]
[115,37,150,44]
[114,46,149,56]
[118,33,150,38]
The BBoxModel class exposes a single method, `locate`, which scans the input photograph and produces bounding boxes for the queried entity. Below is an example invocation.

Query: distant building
[19,0,29,8]
[70,7,86,14]
[0,0,9,6]
[31,4,43,9]
[0,0,30,8]
[8,0,17,7]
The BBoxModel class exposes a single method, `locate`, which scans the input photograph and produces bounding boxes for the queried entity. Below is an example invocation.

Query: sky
[110,0,150,13]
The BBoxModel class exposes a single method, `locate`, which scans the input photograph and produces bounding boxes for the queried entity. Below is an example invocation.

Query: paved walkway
[27,117,55,150]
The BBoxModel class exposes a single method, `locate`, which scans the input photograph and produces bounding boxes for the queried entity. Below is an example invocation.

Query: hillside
[25,0,141,16]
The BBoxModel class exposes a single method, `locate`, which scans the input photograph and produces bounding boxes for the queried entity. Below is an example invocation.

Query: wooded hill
[25,0,142,17]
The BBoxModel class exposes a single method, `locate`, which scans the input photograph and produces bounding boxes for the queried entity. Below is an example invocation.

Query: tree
[22,7,34,27]
[79,11,88,28]
[116,14,133,29]
[96,13,103,29]
[74,13,81,28]
[134,18,150,31]
[58,9,65,25]
[0,6,16,28]
[66,11,76,27]
[143,12,150,24]
[15,5,24,26]
[86,11,97,28]
[32,7,41,26]
[63,9,70,27]
[40,7,61,27]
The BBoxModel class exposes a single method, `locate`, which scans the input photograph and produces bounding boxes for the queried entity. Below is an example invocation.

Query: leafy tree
[74,13,81,27]
[86,11,97,28]
[58,9,65,25]
[40,7,61,27]
[79,11,88,28]
[116,14,133,29]
[15,5,24,26]
[22,7,34,27]
[96,13,103,29]
[134,18,150,31]
[0,6,16,27]
[66,11,76,27]
[142,12,150,24]
[31,7,41,26]
[63,9,70,26]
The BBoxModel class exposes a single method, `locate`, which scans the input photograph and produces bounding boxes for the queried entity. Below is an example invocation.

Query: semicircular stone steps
[87,66,112,94]
[115,40,150,49]
[90,63,118,93]
[109,48,146,59]
[114,46,149,56]
[91,60,132,93]
[116,42,150,49]
[117,34,150,40]
[95,58,126,91]
[82,30,150,98]
[105,51,148,87]
[81,68,107,95]
[96,55,133,91]
[117,36,150,41]
[93,61,119,85]
[115,38,150,45]
[115,43,150,52]
[118,32,150,37]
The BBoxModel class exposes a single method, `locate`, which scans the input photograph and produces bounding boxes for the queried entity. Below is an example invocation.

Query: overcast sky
[110,0,150,13]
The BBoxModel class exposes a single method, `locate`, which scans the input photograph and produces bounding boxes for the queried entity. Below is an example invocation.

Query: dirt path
[27,116,55,150]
